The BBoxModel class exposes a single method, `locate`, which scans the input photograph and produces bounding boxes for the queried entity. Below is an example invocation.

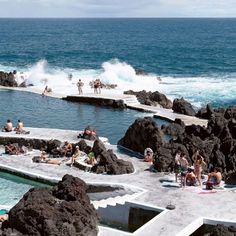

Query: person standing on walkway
[192,150,206,188]
[77,79,84,95]
[97,79,101,94]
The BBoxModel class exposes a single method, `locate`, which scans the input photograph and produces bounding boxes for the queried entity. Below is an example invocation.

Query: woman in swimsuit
[193,150,206,188]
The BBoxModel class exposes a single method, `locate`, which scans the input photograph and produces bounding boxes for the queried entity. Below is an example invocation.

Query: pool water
[0,171,52,207]
[0,89,169,144]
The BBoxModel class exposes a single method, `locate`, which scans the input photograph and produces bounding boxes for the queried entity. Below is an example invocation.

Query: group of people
[174,149,222,189]
[92,79,102,94]
[143,147,223,189]
[1,119,28,134]
[33,141,98,168]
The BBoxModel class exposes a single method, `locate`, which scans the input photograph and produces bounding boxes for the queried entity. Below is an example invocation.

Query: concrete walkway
[0,128,235,236]
[63,93,208,126]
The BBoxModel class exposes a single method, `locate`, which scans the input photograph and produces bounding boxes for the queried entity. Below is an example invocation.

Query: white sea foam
[0,59,236,108]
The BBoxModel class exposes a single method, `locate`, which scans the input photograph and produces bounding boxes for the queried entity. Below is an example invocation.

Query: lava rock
[1,175,98,236]
[0,71,18,87]
[92,139,134,175]
[161,119,185,137]
[172,97,196,116]
[124,90,172,108]
[118,117,164,154]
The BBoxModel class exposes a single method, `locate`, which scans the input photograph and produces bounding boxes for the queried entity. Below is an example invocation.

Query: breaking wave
[1,59,236,108]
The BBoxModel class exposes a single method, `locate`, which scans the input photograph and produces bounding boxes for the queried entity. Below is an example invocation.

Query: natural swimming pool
[0,171,51,207]
[0,89,169,144]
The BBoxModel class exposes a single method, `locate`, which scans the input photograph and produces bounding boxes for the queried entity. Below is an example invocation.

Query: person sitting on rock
[60,141,73,157]
[78,126,97,141]
[144,147,154,162]
[5,144,20,155]
[70,146,81,167]
[186,167,197,186]
[85,152,97,166]
[2,119,13,132]
[206,167,222,189]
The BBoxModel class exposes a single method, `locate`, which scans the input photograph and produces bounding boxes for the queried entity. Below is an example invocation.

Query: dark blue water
[0,18,236,75]
[0,18,236,108]
[0,89,168,144]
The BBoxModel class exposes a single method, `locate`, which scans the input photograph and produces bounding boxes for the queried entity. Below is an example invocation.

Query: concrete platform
[63,93,208,126]
[0,127,109,145]
[0,128,235,236]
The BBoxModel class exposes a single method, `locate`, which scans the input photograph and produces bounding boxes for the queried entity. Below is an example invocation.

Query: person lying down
[32,151,63,165]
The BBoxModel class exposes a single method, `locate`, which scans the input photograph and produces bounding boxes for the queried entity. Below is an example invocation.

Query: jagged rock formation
[118,117,164,154]
[161,118,185,138]
[118,108,236,175]
[172,97,196,116]
[0,71,18,87]
[91,139,134,174]
[1,175,98,236]
[124,90,172,108]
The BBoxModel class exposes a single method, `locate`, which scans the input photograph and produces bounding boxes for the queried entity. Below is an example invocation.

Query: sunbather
[70,146,81,167]
[14,119,24,132]
[5,143,25,155]
[60,141,73,157]
[206,167,222,189]
[85,152,97,166]
[0,214,8,222]
[2,119,13,132]
[39,151,62,165]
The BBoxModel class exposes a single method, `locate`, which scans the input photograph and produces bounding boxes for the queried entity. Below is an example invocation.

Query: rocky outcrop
[0,71,18,87]
[224,171,236,185]
[124,90,172,109]
[1,175,98,236]
[91,139,134,174]
[203,224,236,236]
[118,117,164,154]
[172,97,196,116]
[161,119,185,137]
[0,137,62,154]
[196,104,226,120]
[76,139,92,154]
[119,109,236,175]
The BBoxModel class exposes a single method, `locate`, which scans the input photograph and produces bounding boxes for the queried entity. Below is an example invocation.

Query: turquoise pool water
[0,171,51,207]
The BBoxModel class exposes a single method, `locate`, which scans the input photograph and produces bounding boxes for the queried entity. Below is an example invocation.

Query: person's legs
[197,171,202,187]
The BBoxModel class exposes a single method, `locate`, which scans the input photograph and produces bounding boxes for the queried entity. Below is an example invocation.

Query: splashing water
[1,59,236,108]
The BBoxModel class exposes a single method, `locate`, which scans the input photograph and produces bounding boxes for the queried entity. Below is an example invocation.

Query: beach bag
[206,182,213,190]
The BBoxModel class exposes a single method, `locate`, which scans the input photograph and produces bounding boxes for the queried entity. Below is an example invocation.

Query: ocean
[0,18,236,107]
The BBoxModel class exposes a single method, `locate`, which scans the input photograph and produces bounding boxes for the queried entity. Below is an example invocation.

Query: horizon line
[0,16,236,19]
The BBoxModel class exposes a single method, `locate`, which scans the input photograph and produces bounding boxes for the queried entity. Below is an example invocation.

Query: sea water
[0,18,236,108]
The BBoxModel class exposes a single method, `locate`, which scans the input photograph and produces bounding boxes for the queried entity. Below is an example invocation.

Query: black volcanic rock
[149,91,173,108]
[196,104,214,119]
[124,90,172,108]
[205,224,236,236]
[118,117,164,154]
[1,175,98,236]
[161,118,185,137]
[172,97,196,116]
[92,139,134,174]
[119,108,236,175]
[0,71,18,87]
[225,171,236,185]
